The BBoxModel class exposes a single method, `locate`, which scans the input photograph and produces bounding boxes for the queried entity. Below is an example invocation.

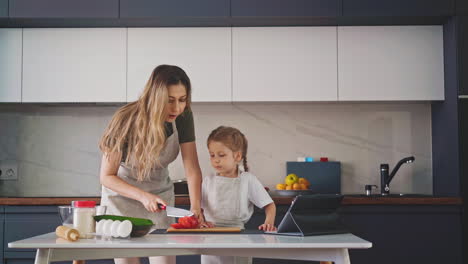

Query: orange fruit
[276,183,286,190]
[298,178,310,186]
[285,185,293,190]
[299,183,308,190]
[292,183,301,190]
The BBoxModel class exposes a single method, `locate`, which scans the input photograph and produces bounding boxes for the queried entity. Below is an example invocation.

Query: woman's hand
[258,222,277,232]
[139,192,167,213]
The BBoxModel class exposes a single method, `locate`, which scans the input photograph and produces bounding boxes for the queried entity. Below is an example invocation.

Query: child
[200,126,277,264]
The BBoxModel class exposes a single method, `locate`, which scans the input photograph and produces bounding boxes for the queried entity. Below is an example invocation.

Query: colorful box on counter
[286,161,341,194]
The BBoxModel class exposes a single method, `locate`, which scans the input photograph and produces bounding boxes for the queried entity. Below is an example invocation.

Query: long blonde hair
[207,126,249,172]
[99,65,191,181]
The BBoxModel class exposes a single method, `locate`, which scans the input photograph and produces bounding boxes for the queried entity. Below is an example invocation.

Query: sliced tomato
[171,223,184,229]
[178,217,191,228]
[188,216,199,228]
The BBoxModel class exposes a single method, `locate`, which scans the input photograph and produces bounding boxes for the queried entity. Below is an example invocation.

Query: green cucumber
[94,215,153,226]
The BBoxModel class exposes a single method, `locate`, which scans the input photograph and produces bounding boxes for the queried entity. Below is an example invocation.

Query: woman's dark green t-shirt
[121,109,195,162]
[165,109,195,143]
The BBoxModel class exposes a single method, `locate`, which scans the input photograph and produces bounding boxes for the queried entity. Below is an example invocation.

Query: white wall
[0,102,432,196]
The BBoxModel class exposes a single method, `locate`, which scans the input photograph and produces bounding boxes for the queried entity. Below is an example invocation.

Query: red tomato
[171,223,184,229]
[178,217,191,228]
[186,216,198,228]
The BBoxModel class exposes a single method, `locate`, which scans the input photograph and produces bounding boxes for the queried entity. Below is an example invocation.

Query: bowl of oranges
[274,173,315,196]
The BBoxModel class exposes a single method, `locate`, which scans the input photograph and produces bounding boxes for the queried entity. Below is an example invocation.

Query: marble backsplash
[0,102,432,197]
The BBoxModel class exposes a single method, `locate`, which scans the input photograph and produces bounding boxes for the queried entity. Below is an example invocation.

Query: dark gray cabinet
[459,100,468,264]
[2,206,115,264]
[1,206,4,264]
[249,205,462,264]
[0,0,462,27]
[341,206,462,264]
[8,0,118,18]
[231,0,340,17]
[457,0,468,15]
[1,204,462,264]
[460,16,468,95]
[342,0,455,17]
[4,206,61,253]
[0,0,7,17]
[120,0,229,18]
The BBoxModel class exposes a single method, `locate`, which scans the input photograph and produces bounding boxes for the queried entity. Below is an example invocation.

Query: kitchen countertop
[0,195,462,206]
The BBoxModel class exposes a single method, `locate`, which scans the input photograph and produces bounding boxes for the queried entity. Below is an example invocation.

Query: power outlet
[0,161,18,180]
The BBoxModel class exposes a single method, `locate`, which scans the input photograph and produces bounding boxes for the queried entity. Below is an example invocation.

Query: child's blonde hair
[207,126,249,172]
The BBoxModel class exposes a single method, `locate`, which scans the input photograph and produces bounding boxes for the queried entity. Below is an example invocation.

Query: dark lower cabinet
[342,0,455,17]
[459,100,468,264]
[120,0,229,18]
[247,205,462,264]
[1,205,462,264]
[340,206,462,264]
[2,206,115,264]
[8,0,118,18]
[0,0,7,17]
[5,258,110,264]
[1,206,4,264]
[4,206,61,253]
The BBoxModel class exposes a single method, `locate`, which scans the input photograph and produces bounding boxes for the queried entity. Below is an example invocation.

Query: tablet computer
[266,194,349,236]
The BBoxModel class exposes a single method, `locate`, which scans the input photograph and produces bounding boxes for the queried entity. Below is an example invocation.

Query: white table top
[9,232,371,249]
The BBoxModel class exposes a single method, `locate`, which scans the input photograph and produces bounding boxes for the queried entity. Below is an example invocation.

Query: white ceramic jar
[72,200,96,238]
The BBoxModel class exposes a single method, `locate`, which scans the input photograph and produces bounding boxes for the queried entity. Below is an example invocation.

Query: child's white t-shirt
[201,170,273,228]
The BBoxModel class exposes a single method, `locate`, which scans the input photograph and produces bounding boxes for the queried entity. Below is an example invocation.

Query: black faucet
[380,156,415,195]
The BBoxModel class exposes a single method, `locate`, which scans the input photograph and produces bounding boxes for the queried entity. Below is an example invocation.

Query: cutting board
[166,227,241,233]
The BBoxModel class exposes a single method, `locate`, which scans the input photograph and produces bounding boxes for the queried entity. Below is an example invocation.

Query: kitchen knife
[158,204,194,217]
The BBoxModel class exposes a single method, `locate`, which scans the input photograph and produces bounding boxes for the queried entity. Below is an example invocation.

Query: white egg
[102,220,114,236]
[118,220,133,238]
[96,220,104,235]
[110,220,122,238]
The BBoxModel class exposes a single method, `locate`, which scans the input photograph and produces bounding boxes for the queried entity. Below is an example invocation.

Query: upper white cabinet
[127,28,231,102]
[22,28,126,102]
[338,26,444,101]
[0,29,22,102]
[232,27,338,101]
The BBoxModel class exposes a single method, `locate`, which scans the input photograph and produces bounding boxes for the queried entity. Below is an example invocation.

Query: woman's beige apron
[100,122,179,228]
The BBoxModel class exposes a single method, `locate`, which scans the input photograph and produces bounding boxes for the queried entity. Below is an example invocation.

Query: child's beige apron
[100,122,179,228]
[201,175,251,264]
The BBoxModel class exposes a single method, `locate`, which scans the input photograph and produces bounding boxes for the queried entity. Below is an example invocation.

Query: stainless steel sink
[346,193,433,198]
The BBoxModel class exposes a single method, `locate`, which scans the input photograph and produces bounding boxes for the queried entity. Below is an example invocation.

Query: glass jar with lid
[72,200,96,238]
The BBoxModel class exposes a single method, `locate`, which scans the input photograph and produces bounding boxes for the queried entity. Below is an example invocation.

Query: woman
[99,65,203,264]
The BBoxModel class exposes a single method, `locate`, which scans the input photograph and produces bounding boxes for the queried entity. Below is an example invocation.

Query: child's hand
[200,221,215,228]
[258,223,277,232]
[195,209,214,228]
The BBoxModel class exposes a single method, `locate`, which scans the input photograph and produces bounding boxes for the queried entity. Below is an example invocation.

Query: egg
[118,220,133,238]
[110,220,121,238]
[102,220,114,236]
[96,220,104,235]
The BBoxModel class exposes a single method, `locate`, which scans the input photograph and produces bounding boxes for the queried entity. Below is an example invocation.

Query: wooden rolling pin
[55,226,80,241]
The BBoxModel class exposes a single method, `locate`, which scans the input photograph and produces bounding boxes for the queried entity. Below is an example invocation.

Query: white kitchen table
[9,232,371,264]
